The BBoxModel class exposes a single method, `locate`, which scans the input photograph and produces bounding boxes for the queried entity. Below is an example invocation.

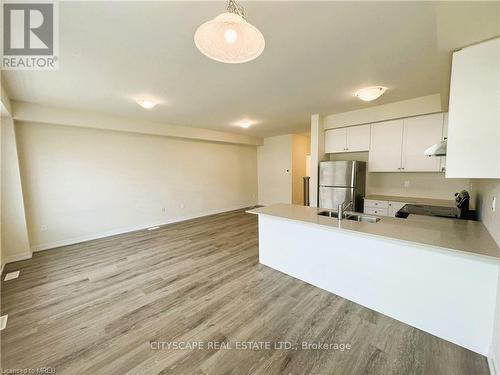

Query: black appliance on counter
[395,190,471,220]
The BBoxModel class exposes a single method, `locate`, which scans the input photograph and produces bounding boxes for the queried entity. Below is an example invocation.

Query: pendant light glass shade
[194,12,265,64]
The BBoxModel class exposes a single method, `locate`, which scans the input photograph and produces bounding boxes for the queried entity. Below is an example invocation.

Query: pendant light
[194,0,265,64]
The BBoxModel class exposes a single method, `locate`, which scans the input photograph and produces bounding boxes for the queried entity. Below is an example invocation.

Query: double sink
[318,210,381,223]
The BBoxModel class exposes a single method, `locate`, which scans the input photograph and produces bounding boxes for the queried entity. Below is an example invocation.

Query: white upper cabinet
[346,125,370,152]
[325,128,347,153]
[325,125,370,153]
[369,119,404,172]
[446,38,500,178]
[402,113,443,172]
[369,115,444,172]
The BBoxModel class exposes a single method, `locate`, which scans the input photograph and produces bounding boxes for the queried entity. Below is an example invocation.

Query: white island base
[256,213,499,356]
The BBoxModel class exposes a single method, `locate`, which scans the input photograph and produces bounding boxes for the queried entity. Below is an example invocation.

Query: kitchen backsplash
[475,179,500,246]
[328,152,472,203]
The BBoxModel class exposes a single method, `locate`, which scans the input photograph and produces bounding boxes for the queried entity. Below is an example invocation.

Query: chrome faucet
[337,200,353,220]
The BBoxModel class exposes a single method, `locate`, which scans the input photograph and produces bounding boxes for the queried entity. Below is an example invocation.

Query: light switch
[492,196,496,212]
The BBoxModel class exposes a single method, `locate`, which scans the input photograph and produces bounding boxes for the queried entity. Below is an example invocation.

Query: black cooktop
[395,204,460,219]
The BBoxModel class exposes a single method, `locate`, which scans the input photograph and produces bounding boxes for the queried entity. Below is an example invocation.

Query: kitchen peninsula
[248,204,500,356]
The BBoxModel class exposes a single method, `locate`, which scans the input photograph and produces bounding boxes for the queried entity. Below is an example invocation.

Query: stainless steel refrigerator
[319,161,366,211]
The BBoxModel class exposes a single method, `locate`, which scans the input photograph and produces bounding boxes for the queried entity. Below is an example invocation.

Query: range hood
[424,140,447,157]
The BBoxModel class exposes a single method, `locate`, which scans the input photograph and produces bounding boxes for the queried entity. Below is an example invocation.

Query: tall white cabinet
[446,37,500,178]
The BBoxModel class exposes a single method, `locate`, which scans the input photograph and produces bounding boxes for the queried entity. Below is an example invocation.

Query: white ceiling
[2,1,499,137]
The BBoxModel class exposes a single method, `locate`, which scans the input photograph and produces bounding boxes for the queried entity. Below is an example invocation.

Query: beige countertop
[247,204,500,261]
[365,194,456,207]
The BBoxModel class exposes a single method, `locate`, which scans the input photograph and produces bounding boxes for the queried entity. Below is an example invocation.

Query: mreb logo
[2,2,58,69]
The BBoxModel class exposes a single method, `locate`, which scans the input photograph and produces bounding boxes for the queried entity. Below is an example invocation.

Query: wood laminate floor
[0,209,490,375]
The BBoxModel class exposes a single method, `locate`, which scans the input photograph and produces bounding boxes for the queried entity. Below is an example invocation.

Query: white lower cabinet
[364,199,389,216]
[388,201,406,216]
[364,199,407,217]
[364,206,389,216]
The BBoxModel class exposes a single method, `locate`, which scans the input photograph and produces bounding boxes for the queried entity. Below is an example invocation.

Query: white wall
[13,101,262,146]
[475,179,500,371]
[257,135,293,206]
[324,94,442,129]
[0,116,2,268]
[16,122,258,251]
[1,118,31,262]
[291,135,310,205]
[329,152,472,202]
[368,172,472,201]
[493,271,500,375]
[309,115,326,207]
[476,179,500,246]
[1,81,13,268]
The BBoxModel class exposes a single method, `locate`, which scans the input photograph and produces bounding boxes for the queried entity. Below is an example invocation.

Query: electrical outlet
[492,197,496,212]
[161,207,166,213]
[404,180,410,188]
[41,225,48,232]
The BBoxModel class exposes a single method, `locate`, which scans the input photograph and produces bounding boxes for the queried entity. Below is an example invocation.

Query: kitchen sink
[317,210,340,218]
[345,214,380,223]
[318,211,380,223]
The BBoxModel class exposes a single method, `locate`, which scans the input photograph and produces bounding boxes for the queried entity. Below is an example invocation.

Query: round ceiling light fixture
[194,0,265,64]
[354,86,388,101]
[137,99,157,109]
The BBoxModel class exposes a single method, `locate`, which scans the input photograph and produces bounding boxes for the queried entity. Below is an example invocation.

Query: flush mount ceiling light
[233,119,255,128]
[194,0,265,64]
[137,99,157,109]
[354,86,388,102]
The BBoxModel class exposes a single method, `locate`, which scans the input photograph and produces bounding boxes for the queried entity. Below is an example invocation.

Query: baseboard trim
[31,204,256,252]
[489,345,499,375]
[3,252,33,264]
[488,356,497,375]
